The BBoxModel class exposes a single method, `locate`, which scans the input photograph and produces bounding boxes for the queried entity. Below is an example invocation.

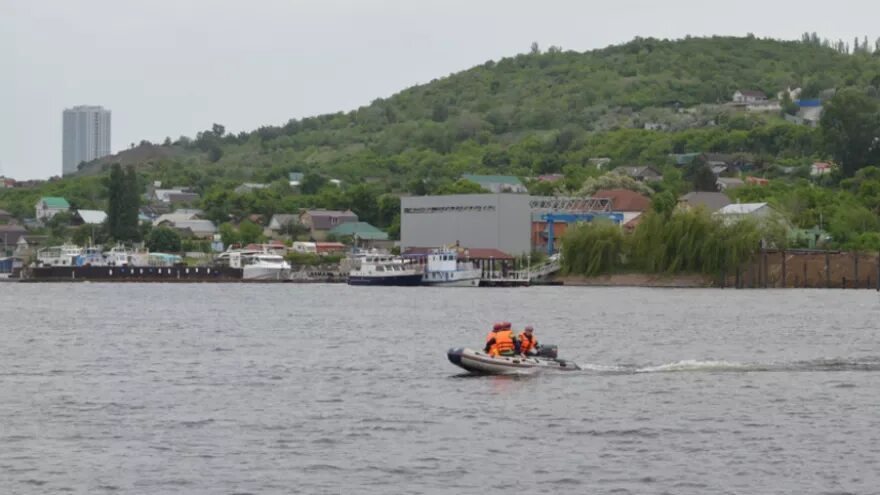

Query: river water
[1,284,879,494]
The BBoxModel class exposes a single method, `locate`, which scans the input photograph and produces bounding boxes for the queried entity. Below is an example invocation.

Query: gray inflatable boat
[447,345,579,375]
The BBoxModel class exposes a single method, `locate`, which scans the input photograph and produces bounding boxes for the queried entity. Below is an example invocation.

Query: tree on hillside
[434,179,487,195]
[105,164,141,241]
[212,123,226,138]
[146,227,182,253]
[821,88,880,176]
[238,220,264,244]
[300,173,327,195]
[683,157,719,192]
[691,165,718,192]
[578,174,654,196]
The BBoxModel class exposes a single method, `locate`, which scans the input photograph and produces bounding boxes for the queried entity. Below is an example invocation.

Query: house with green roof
[461,174,527,194]
[328,221,389,241]
[35,197,70,221]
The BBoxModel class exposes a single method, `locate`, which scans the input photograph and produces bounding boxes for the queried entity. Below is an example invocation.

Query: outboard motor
[535,344,558,359]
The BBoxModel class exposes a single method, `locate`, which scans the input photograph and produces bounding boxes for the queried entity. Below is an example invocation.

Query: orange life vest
[519,332,536,353]
[490,329,515,356]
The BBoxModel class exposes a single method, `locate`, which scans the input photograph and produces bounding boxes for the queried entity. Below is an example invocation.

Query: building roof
[289,172,304,181]
[167,192,200,204]
[678,192,732,212]
[461,174,524,186]
[328,221,389,240]
[155,212,199,224]
[169,219,217,235]
[0,209,12,217]
[592,189,651,212]
[0,224,28,247]
[153,189,186,201]
[614,166,662,178]
[671,153,702,166]
[39,197,70,208]
[75,209,107,224]
[303,209,358,230]
[717,203,768,215]
[269,214,300,227]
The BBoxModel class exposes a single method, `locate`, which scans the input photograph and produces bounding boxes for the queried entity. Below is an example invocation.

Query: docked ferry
[420,249,481,287]
[348,253,423,286]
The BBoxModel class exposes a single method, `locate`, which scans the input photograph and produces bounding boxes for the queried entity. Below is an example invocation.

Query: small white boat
[243,252,291,280]
[420,249,481,287]
[218,248,291,280]
[447,346,579,375]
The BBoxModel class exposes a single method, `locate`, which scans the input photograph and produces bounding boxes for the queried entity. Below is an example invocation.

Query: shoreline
[556,273,713,288]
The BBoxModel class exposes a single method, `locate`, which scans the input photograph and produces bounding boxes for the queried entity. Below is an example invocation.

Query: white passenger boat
[348,253,423,286]
[420,249,481,287]
[217,248,291,280]
[36,244,83,267]
[243,252,291,280]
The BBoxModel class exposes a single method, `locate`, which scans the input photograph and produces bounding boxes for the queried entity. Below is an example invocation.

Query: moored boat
[447,345,579,374]
[348,253,423,286]
[419,249,481,287]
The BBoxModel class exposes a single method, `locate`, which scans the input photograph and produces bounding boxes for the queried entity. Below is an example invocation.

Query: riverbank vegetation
[561,209,784,277]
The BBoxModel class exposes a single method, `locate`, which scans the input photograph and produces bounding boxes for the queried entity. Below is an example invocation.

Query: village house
[158,218,217,239]
[35,197,70,221]
[288,172,304,187]
[593,188,652,231]
[811,162,835,177]
[299,209,358,241]
[461,174,528,193]
[0,224,28,254]
[612,166,663,182]
[732,90,768,104]
[154,210,201,226]
[716,202,775,223]
[71,209,108,225]
[268,214,300,233]
[328,221,389,241]
[677,192,732,212]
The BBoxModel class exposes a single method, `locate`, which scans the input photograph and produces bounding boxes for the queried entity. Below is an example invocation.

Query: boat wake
[574,357,880,375]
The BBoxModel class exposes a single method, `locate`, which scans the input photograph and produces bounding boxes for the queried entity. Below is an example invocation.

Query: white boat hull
[423,277,480,287]
[243,266,289,280]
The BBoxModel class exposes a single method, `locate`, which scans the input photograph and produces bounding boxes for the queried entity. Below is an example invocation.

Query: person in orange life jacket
[486,322,502,343]
[485,321,520,356]
[518,325,538,356]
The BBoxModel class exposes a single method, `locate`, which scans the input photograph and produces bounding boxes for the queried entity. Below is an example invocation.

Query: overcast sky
[3,0,879,179]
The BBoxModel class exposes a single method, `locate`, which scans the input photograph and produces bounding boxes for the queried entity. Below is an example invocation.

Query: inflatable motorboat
[447,345,580,375]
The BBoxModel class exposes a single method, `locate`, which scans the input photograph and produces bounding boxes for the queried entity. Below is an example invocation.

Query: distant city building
[62,105,112,175]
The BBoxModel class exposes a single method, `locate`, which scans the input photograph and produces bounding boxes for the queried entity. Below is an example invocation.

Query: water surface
[1,284,879,494]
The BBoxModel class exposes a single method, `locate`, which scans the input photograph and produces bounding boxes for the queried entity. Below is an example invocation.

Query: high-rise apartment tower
[62,105,111,175]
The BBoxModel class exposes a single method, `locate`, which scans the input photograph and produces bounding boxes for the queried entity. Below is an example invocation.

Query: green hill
[4,35,880,225]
